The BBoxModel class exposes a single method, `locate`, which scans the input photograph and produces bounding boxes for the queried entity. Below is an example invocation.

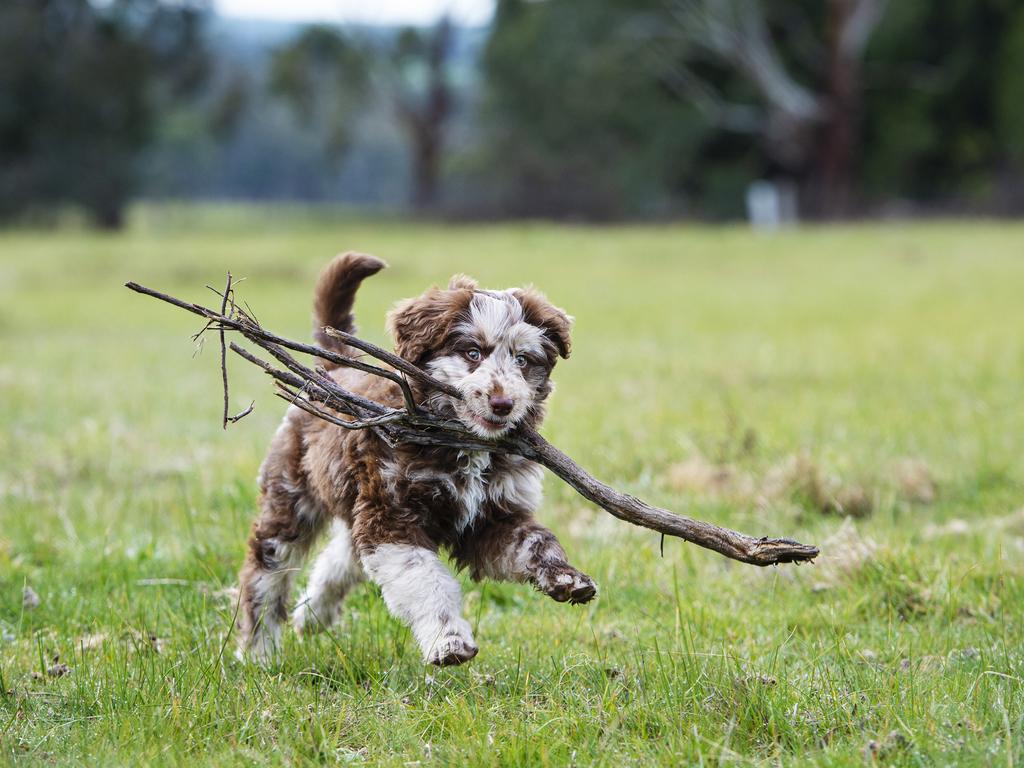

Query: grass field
[2,206,1023,766]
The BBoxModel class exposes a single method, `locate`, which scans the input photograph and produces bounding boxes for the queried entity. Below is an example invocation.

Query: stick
[208,273,254,428]
[515,428,818,564]
[126,280,819,566]
[219,272,231,428]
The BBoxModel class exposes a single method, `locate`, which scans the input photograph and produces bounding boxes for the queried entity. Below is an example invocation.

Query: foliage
[0,0,209,229]
[388,19,456,210]
[2,206,1023,764]
[477,0,709,219]
[995,7,1024,163]
[268,20,457,210]
[5,1,1022,222]
[479,0,1024,219]
[862,0,1024,204]
[268,26,371,161]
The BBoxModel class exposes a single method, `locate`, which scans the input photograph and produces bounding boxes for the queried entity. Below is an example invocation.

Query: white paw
[237,631,280,665]
[418,615,479,666]
[292,596,336,636]
[426,632,479,667]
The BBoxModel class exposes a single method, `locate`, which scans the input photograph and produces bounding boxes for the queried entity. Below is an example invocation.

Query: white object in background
[746,180,798,230]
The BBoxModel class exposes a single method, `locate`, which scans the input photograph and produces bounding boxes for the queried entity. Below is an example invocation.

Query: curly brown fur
[237,253,595,666]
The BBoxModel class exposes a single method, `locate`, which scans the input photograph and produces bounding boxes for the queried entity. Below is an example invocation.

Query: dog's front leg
[455,514,597,605]
[359,539,478,666]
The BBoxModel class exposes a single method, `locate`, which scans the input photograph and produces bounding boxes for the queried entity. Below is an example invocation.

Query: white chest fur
[454,451,491,533]
[454,452,545,533]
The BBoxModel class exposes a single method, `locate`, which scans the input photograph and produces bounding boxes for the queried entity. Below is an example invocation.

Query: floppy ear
[386,284,474,364]
[512,287,573,360]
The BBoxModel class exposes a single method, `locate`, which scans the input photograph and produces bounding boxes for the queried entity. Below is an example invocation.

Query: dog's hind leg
[453,512,597,605]
[293,519,365,635]
[237,489,325,663]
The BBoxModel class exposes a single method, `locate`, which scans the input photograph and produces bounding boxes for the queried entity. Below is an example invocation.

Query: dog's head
[387,275,572,438]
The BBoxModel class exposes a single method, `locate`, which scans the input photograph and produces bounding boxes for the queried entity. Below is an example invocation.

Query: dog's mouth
[467,412,511,434]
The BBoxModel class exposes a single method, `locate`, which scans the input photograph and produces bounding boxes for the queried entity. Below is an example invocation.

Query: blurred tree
[479,0,708,219]
[206,71,251,141]
[0,0,209,228]
[862,0,1024,213]
[482,0,1023,219]
[270,19,456,211]
[994,5,1024,211]
[996,7,1024,164]
[269,26,371,162]
[390,18,455,211]
[653,0,888,217]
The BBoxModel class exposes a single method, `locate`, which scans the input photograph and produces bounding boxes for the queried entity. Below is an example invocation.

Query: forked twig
[210,272,254,428]
[126,280,819,567]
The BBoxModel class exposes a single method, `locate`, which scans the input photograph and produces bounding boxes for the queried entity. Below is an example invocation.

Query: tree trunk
[91,198,125,230]
[410,118,441,211]
[817,0,863,218]
[400,18,453,213]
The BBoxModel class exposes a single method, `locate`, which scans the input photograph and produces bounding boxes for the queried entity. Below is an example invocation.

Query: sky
[213,0,495,26]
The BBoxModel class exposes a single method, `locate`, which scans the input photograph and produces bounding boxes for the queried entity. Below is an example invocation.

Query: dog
[236,252,597,665]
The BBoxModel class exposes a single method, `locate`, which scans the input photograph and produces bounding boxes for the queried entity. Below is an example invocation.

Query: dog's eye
[465,348,482,362]
[514,354,529,368]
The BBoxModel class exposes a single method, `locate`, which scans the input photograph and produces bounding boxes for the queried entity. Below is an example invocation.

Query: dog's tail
[312,252,387,368]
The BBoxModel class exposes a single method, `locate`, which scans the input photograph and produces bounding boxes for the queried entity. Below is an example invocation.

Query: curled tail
[313,252,387,368]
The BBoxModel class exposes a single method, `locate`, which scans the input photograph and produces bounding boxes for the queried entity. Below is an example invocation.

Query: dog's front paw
[292,599,329,636]
[536,566,598,605]
[417,617,479,667]
[427,633,480,666]
[235,630,281,666]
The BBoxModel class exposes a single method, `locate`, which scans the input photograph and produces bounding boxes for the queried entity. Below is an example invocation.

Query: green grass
[2,205,1023,766]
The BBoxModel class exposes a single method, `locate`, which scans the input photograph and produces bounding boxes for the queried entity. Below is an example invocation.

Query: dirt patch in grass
[890,457,938,503]
[666,452,877,518]
[761,454,875,517]
[666,454,755,499]
[665,452,942,519]
[808,518,879,591]
[923,507,1024,551]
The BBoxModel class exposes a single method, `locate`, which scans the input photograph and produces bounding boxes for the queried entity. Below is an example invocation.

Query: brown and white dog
[236,253,597,666]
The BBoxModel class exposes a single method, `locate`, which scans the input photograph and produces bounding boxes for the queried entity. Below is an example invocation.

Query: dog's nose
[488,394,514,416]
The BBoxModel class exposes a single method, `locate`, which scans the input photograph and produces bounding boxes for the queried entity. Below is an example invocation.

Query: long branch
[515,428,817,565]
[126,280,819,566]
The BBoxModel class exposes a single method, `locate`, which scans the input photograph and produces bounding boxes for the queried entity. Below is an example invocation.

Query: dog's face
[387,275,571,438]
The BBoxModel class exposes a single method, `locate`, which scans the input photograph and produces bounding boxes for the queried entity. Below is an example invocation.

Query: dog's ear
[512,287,573,360]
[448,274,478,291]
[387,284,474,364]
